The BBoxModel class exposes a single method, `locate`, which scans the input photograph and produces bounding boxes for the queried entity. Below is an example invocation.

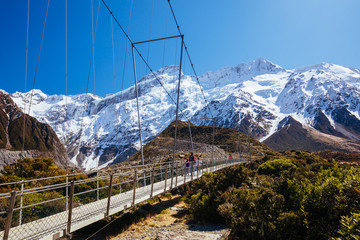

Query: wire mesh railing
[0,157,245,240]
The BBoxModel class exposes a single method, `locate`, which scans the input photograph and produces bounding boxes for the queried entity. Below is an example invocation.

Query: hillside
[0,91,69,169]
[120,121,273,165]
[263,116,360,152]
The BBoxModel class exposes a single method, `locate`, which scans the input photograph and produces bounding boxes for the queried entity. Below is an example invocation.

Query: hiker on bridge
[195,157,201,174]
[185,158,190,175]
[189,152,195,175]
[229,154,233,160]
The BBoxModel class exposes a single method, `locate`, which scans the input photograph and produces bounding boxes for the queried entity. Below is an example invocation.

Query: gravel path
[110,197,230,240]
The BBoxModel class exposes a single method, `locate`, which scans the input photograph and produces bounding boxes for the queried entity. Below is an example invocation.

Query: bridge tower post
[171,35,184,189]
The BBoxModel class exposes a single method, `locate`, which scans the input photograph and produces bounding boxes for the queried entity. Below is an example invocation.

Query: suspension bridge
[1,0,255,239]
[0,158,247,240]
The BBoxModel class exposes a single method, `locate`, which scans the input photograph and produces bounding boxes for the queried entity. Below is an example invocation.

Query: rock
[155,229,227,240]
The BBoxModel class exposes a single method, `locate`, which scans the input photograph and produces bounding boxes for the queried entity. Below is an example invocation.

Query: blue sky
[1,0,360,97]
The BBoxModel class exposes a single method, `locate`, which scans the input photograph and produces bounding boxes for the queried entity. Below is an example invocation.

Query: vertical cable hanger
[76,0,100,168]
[162,2,169,68]
[145,0,154,76]
[91,0,97,96]
[65,0,68,169]
[22,0,30,160]
[167,0,214,121]
[27,0,50,117]
[115,0,133,151]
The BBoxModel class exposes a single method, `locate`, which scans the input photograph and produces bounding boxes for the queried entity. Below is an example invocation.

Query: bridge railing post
[150,167,154,198]
[183,162,187,184]
[191,162,194,182]
[119,175,122,194]
[164,165,168,192]
[132,169,137,207]
[196,161,199,179]
[105,174,113,218]
[96,171,99,201]
[66,180,75,238]
[175,162,178,187]
[3,191,16,240]
[160,162,163,181]
[65,174,69,211]
[19,180,24,226]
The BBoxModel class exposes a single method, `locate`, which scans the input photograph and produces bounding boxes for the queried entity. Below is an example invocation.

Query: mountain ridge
[6,58,360,170]
[0,91,70,169]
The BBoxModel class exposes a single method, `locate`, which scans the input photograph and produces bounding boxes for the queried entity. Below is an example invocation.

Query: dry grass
[109,195,188,240]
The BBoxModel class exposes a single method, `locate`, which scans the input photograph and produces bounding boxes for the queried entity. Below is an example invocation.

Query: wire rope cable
[115,0,133,144]
[162,4,169,68]
[21,0,30,157]
[65,0,68,169]
[145,0,154,75]
[166,0,214,120]
[91,0,97,95]
[77,0,100,161]
[101,0,192,124]
[111,16,116,91]
[27,0,50,118]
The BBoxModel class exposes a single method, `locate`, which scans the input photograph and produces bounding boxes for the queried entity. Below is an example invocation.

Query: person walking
[185,159,190,175]
[189,152,195,175]
[195,157,200,174]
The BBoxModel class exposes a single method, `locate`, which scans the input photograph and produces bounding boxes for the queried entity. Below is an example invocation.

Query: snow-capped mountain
[9,58,360,170]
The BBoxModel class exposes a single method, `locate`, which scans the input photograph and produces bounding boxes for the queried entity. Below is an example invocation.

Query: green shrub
[258,158,297,177]
[336,212,360,239]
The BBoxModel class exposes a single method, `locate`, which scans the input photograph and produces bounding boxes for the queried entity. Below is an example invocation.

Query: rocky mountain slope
[8,58,360,170]
[0,91,69,169]
[122,121,272,166]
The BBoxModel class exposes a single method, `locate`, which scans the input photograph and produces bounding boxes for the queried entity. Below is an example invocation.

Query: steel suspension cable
[145,0,154,75]
[116,0,133,144]
[22,0,30,156]
[162,4,169,68]
[111,16,116,91]
[77,0,100,155]
[91,0,97,95]
[65,0,68,168]
[166,0,214,120]
[120,0,133,94]
[167,0,216,168]
[27,0,50,116]
[101,0,192,123]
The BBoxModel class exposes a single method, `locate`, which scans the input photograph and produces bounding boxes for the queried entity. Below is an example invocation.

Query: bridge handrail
[0,157,245,240]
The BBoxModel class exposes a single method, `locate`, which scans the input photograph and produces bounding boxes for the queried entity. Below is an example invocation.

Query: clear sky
[1,0,360,97]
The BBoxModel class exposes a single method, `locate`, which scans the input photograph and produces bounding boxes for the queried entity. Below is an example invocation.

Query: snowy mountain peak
[237,57,284,74]
[138,65,180,84]
[295,62,360,79]
[200,58,285,90]
[7,59,360,170]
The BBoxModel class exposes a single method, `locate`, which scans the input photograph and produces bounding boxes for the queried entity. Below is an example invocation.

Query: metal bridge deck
[0,160,244,240]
